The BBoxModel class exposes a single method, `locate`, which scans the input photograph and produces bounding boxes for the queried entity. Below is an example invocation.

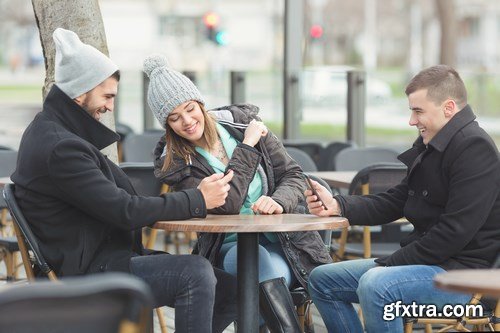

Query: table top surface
[154,213,348,233]
[308,171,357,188]
[0,177,12,185]
[434,269,500,298]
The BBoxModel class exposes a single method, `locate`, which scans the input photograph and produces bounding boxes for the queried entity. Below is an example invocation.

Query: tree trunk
[436,0,456,67]
[31,0,118,163]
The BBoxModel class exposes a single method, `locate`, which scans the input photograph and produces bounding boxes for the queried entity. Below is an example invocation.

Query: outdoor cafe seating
[0,272,153,333]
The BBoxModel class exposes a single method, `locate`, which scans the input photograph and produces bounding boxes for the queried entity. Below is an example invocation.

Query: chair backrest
[115,122,134,142]
[304,173,333,247]
[122,132,163,162]
[319,141,357,171]
[348,162,408,195]
[286,147,318,172]
[283,141,323,167]
[0,150,17,177]
[334,147,400,171]
[119,162,163,197]
[348,163,410,243]
[0,273,153,333]
[3,183,54,280]
[0,149,17,209]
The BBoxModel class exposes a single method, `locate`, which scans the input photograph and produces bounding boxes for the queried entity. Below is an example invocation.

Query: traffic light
[310,24,323,40]
[203,12,219,28]
[203,12,228,46]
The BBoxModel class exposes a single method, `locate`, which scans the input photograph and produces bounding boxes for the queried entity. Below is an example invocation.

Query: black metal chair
[404,255,500,332]
[122,132,163,163]
[116,122,134,163]
[3,183,57,281]
[0,149,17,226]
[0,272,153,333]
[119,162,163,197]
[330,163,411,260]
[289,173,333,333]
[285,147,318,172]
[119,162,165,249]
[283,141,324,168]
[333,146,400,171]
[0,151,21,281]
[318,141,357,171]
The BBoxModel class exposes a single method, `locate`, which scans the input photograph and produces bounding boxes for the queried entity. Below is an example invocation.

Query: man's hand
[242,120,268,147]
[198,170,234,209]
[251,195,284,215]
[304,179,341,217]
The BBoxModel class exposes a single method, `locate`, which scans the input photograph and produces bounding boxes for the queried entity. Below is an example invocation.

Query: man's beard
[81,101,107,120]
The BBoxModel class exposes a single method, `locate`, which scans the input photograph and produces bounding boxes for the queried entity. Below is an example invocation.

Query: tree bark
[31,0,118,164]
[436,0,456,67]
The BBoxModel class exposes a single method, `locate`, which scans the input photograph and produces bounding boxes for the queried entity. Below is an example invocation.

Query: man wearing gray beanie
[11,28,237,332]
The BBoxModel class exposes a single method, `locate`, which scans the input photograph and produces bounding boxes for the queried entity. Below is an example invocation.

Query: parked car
[303,66,392,106]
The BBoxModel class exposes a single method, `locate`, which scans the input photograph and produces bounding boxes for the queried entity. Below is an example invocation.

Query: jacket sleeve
[263,133,307,213]
[336,180,408,225]
[381,137,500,266]
[47,138,206,231]
[169,143,262,214]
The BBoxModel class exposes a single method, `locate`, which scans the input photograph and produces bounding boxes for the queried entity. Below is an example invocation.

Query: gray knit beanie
[143,54,205,128]
[53,28,119,99]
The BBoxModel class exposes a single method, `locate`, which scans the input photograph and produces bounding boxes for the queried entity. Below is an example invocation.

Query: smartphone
[303,173,327,210]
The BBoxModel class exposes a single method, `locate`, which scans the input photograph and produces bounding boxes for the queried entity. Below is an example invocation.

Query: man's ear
[73,93,86,106]
[443,99,456,118]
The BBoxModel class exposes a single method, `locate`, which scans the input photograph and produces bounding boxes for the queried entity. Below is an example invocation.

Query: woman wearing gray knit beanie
[144,54,332,333]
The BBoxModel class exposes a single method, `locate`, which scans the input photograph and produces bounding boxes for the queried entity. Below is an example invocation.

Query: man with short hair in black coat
[305,65,500,333]
[11,28,236,333]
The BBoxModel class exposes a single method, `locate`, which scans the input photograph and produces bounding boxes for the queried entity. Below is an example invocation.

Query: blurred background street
[1,0,500,151]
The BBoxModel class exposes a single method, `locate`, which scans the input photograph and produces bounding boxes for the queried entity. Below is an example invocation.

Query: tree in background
[31,0,118,163]
[435,0,457,66]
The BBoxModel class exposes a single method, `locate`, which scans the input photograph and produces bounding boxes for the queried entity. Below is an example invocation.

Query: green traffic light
[214,31,229,46]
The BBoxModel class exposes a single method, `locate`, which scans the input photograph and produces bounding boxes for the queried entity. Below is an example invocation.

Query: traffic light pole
[142,72,155,132]
[347,70,366,147]
[283,0,303,140]
[230,71,246,104]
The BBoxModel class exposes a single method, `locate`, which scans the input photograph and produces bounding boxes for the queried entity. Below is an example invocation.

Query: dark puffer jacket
[154,104,332,288]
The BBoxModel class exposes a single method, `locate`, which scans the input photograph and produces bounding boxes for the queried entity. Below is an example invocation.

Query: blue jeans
[308,259,471,333]
[217,238,295,287]
[130,254,237,333]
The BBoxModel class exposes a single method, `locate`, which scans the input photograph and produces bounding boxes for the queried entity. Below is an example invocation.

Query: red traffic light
[310,25,323,39]
[203,12,220,28]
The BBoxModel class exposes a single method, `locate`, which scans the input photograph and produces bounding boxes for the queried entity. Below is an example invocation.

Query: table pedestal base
[237,232,259,333]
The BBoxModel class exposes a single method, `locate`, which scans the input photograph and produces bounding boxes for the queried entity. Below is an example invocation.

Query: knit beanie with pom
[143,54,205,128]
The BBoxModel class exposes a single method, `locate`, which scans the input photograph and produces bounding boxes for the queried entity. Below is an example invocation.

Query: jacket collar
[43,85,119,150]
[398,104,476,167]
[427,104,476,152]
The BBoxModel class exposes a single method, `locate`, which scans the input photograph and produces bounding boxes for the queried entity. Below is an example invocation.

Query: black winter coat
[154,104,333,288]
[11,85,206,276]
[336,105,500,270]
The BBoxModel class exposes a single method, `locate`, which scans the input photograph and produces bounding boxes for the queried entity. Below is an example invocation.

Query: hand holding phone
[303,174,327,210]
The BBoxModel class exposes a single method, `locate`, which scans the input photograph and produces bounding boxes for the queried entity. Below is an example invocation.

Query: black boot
[259,277,302,333]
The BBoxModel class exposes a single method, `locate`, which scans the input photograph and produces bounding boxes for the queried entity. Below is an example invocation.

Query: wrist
[242,139,254,147]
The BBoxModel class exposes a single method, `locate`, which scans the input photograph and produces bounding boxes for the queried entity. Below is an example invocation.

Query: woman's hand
[243,120,268,147]
[251,195,283,215]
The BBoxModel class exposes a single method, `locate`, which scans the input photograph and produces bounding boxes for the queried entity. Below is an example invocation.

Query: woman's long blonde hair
[162,102,218,171]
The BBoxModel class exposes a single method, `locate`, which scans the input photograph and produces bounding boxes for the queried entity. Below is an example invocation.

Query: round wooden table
[154,214,349,333]
[434,269,500,298]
